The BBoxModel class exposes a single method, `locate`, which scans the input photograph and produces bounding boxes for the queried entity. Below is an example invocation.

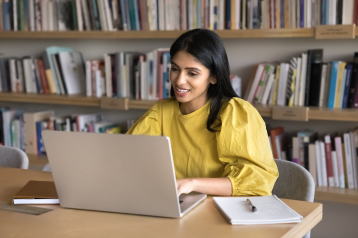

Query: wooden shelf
[0,28,316,39]
[0,92,100,107]
[254,105,358,122]
[1,93,358,121]
[315,186,358,205]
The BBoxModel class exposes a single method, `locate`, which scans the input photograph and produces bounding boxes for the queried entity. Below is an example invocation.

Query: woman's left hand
[176,178,196,196]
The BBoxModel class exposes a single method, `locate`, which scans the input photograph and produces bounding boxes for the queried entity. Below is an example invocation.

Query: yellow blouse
[126,97,278,196]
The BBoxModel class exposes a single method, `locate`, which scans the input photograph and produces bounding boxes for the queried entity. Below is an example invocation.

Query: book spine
[119,0,127,30]
[319,141,328,186]
[334,137,346,188]
[348,60,358,108]
[75,0,83,31]
[297,133,305,166]
[299,0,304,27]
[37,59,50,94]
[339,69,346,108]
[85,60,92,96]
[350,132,358,188]
[327,62,338,108]
[324,135,334,187]
[315,141,323,186]
[36,121,46,155]
[298,53,307,106]
[87,0,97,30]
[344,133,355,188]
[334,62,346,108]
[303,137,310,170]
[342,65,352,108]
[103,0,114,31]
[331,151,340,187]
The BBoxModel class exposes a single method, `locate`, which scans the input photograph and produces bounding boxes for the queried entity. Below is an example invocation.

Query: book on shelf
[244,50,358,109]
[2,107,126,155]
[23,110,54,155]
[1,0,358,32]
[266,123,358,190]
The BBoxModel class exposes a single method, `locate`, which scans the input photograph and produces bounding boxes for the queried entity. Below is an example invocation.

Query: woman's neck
[179,96,209,115]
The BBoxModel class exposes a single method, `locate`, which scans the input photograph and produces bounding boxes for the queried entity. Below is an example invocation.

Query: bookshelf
[1,30,358,211]
[1,92,358,122]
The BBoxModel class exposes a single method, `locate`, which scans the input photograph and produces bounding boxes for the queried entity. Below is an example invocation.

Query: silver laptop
[42,131,207,218]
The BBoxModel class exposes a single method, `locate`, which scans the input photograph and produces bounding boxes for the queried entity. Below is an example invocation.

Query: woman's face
[170,50,216,109]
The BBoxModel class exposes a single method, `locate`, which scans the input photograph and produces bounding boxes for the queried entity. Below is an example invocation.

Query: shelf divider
[0,28,316,39]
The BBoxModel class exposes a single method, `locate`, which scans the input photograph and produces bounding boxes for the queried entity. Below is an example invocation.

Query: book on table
[12,180,59,205]
[213,195,303,225]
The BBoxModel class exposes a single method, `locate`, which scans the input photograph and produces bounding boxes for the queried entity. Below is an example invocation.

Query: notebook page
[213,195,303,225]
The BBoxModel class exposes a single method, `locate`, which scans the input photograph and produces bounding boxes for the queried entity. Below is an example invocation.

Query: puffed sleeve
[126,103,162,136]
[216,98,278,196]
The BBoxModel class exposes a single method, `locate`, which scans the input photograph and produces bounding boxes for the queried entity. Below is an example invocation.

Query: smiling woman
[127,29,278,197]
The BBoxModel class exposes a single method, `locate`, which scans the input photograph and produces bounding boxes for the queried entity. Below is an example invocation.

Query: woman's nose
[176,72,187,85]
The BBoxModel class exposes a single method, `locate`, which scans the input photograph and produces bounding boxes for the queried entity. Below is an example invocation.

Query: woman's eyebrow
[171,61,202,71]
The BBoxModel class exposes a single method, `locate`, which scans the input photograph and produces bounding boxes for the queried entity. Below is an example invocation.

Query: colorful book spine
[334,62,346,108]
[324,135,335,187]
[339,69,347,108]
[299,0,304,28]
[36,120,47,155]
[321,0,326,25]
[327,61,339,108]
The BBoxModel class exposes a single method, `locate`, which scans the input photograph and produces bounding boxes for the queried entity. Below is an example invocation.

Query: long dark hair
[170,29,239,132]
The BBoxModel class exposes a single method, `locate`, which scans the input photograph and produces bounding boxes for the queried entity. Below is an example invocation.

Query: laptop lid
[42,131,183,218]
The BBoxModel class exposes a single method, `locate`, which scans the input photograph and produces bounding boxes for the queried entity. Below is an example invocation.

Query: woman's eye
[171,68,179,72]
[188,72,197,77]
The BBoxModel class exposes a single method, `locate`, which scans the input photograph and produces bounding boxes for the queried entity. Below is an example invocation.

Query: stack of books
[1,0,358,32]
[244,51,358,109]
[268,125,358,189]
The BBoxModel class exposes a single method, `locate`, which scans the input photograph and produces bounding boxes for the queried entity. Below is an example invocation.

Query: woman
[127,29,278,196]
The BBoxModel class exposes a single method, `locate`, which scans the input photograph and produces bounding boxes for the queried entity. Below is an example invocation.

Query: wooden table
[0,167,322,238]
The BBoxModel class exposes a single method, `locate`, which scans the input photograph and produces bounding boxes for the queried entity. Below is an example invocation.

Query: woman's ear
[210,76,217,85]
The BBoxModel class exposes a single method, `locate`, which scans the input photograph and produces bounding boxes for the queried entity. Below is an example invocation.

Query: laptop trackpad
[179,193,207,214]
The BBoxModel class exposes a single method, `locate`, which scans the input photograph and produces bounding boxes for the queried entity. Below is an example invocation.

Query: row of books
[89,48,172,99]
[244,50,358,109]
[0,109,123,155]
[2,0,358,32]
[0,47,86,95]
[269,126,358,189]
[0,45,242,100]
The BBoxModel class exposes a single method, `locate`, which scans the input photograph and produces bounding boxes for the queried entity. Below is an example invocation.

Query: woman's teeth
[177,87,189,93]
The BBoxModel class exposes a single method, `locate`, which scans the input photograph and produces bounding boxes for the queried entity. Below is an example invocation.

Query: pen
[246,199,257,212]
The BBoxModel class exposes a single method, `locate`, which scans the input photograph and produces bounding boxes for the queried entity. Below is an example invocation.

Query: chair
[0,146,29,169]
[272,159,315,238]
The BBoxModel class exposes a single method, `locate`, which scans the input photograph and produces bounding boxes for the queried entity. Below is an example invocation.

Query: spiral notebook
[213,195,303,225]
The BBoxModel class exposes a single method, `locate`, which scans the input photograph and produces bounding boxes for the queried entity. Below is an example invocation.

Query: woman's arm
[176,177,232,196]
